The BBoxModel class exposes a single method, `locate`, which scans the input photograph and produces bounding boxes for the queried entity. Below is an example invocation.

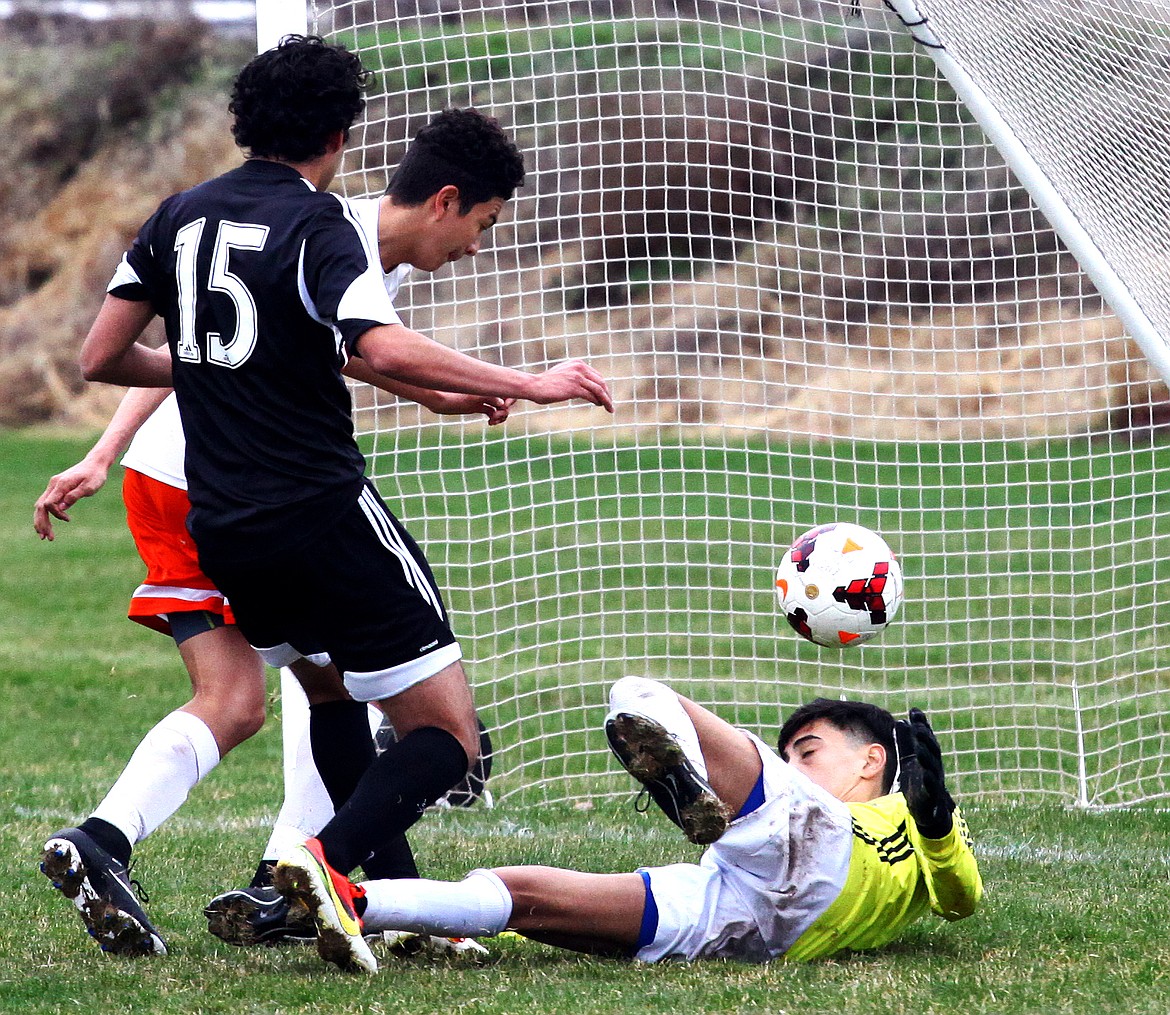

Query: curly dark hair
[777,697,899,793]
[229,35,370,163]
[386,108,526,212]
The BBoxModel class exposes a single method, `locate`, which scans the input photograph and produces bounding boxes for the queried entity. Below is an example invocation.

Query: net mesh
[304,0,1170,806]
[913,0,1170,357]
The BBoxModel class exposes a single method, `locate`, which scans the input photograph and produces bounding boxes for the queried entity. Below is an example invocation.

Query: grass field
[4,429,1170,1014]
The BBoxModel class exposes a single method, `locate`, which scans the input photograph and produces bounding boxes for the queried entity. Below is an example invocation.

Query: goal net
[296,0,1170,807]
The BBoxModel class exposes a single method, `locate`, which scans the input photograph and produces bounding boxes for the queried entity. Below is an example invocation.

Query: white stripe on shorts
[357,486,443,616]
[344,641,463,702]
[131,584,227,604]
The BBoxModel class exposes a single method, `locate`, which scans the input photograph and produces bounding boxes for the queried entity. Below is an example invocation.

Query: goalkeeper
[277,676,981,970]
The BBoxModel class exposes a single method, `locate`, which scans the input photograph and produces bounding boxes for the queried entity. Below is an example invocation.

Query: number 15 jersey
[107,158,401,566]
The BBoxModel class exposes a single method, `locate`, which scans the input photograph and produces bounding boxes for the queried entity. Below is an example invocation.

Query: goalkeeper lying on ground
[275,677,982,972]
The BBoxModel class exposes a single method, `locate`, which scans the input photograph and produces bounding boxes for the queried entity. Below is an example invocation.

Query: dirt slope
[2,14,1165,440]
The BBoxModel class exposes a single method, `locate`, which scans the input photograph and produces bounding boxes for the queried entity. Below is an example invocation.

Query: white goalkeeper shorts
[634,731,854,963]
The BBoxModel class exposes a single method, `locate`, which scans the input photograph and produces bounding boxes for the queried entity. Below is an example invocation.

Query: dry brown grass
[0,16,249,426]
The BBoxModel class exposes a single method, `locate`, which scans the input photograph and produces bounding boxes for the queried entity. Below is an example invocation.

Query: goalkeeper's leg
[359,866,647,958]
[604,677,763,841]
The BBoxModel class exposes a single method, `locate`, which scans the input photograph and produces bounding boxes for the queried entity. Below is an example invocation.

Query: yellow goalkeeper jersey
[784,794,982,961]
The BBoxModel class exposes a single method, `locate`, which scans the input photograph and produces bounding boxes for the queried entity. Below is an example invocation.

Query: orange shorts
[122,468,235,636]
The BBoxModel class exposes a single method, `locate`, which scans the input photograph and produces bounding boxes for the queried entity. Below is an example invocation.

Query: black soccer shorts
[203,480,460,696]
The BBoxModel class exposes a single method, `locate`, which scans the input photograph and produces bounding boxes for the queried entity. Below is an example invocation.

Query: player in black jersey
[64,35,613,968]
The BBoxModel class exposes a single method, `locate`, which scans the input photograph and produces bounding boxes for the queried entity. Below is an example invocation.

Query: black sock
[309,700,377,808]
[79,817,132,867]
[316,726,468,876]
[362,833,419,880]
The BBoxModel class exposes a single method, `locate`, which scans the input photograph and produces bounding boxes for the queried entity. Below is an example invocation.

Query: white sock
[606,676,709,779]
[360,869,512,938]
[260,669,385,861]
[261,670,334,859]
[90,709,220,846]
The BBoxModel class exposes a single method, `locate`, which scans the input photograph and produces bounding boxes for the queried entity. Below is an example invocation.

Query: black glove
[894,707,956,839]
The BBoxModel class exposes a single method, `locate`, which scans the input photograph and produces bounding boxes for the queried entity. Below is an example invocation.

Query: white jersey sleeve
[120,392,187,490]
[346,196,413,302]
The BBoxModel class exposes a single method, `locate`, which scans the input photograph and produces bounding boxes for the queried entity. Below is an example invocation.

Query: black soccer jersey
[108,159,401,564]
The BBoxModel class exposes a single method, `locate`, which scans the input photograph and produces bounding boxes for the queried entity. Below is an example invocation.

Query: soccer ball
[775,522,903,648]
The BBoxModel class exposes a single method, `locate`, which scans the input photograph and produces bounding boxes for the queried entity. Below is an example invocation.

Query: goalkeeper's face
[784,720,888,803]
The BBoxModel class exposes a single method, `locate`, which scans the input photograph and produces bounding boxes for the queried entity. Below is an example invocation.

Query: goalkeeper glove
[894,707,956,839]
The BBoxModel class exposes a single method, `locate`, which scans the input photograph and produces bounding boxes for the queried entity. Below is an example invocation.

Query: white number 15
[174,217,270,368]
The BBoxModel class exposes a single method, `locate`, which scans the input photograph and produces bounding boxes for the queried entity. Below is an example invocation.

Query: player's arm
[313,207,611,411]
[896,709,983,920]
[79,293,170,388]
[354,323,614,413]
[342,356,514,426]
[33,386,172,540]
[909,806,983,921]
[81,203,176,386]
[79,295,171,387]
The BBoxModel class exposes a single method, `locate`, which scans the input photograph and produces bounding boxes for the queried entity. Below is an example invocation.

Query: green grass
[5,429,1170,1013]
[355,17,843,97]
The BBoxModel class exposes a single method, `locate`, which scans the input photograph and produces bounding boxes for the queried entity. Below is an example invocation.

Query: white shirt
[120,196,409,489]
[121,391,188,488]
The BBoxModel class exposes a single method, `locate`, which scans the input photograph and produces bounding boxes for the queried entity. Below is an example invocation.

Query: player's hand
[894,707,956,839]
[527,360,614,412]
[33,458,110,541]
[428,392,516,426]
[475,395,514,426]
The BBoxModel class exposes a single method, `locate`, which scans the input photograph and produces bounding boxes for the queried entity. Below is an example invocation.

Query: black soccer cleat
[204,884,316,947]
[40,827,167,956]
[605,712,730,845]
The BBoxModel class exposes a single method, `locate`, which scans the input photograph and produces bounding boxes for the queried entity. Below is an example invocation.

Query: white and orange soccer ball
[775,522,903,648]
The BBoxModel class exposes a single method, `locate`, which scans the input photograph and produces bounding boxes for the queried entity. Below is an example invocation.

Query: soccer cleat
[382,930,490,961]
[203,885,316,947]
[273,838,377,973]
[39,827,167,956]
[427,935,490,959]
[605,712,730,845]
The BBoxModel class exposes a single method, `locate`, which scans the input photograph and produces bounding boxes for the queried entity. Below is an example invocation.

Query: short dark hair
[778,698,898,794]
[386,108,526,213]
[230,35,370,163]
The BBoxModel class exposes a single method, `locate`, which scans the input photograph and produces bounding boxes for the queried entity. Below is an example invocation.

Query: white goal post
[255,0,306,52]
[885,0,1170,399]
[254,1,1170,808]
